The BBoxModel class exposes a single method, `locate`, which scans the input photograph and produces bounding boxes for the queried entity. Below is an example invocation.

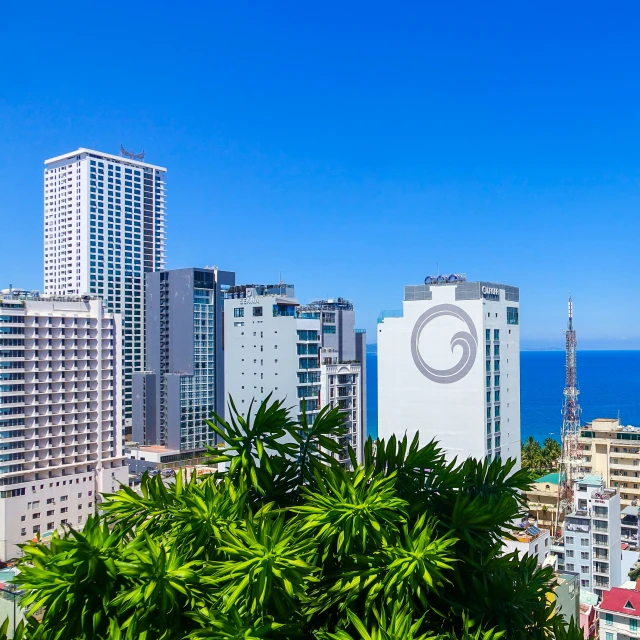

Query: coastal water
[366,350,640,442]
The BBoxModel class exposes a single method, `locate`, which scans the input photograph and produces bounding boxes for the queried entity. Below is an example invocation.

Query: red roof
[600,587,640,615]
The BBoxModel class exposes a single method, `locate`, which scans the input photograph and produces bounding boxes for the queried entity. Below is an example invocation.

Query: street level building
[132,267,235,455]
[377,275,520,465]
[581,418,640,507]
[44,148,167,432]
[0,291,128,560]
[597,582,640,639]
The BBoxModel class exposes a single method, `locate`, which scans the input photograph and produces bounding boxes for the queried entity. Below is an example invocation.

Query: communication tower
[555,296,583,534]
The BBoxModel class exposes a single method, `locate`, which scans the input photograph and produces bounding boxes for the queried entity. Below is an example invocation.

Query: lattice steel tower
[556,296,583,528]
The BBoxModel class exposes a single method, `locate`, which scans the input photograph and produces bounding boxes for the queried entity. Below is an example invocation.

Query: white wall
[378,282,520,466]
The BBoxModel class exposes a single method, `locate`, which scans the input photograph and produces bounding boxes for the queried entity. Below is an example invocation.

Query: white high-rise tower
[43,148,166,432]
[377,275,521,467]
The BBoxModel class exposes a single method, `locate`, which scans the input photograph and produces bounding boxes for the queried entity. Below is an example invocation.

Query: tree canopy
[521,436,562,476]
[5,396,581,640]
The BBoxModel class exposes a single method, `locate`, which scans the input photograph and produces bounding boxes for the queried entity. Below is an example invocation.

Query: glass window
[494,329,499,340]
[253,306,263,317]
[233,308,244,318]
[605,633,613,640]
[631,619,638,632]
[485,329,490,341]
[323,325,336,334]
[604,613,613,626]
[507,307,519,325]
[486,375,490,388]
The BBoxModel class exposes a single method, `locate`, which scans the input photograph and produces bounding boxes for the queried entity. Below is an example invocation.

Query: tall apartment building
[44,148,166,431]
[132,267,235,453]
[298,299,367,436]
[0,291,128,560]
[223,286,365,463]
[224,284,322,424]
[581,418,640,507]
[377,275,521,465]
[563,475,621,598]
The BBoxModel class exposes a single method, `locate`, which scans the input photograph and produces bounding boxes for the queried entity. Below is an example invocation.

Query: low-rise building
[525,471,562,528]
[597,583,640,639]
[581,418,640,508]
[503,522,550,565]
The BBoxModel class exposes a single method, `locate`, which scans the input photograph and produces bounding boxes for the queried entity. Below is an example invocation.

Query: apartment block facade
[0,292,128,560]
[132,267,235,453]
[581,418,640,507]
[44,148,166,431]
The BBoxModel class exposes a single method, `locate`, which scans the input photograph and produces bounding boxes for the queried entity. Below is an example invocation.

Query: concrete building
[563,475,622,598]
[223,286,365,463]
[320,348,364,465]
[0,291,128,560]
[581,418,640,507]
[525,471,562,528]
[132,267,235,454]
[597,583,640,640]
[621,506,640,549]
[503,522,551,566]
[297,299,367,437]
[223,284,322,425]
[44,148,167,432]
[377,275,520,465]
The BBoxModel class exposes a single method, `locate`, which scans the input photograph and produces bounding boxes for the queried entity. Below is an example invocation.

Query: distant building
[621,506,640,550]
[44,148,167,431]
[563,475,622,597]
[377,275,520,464]
[550,569,581,629]
[0,291,128,560]
[525,472,562,528]
[597,582,640,639]
[132,267,235,456]
[581,418,640,507]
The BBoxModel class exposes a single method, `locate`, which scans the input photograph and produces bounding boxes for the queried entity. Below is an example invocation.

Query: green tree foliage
[4,396,581,640]
[521,436,562,475]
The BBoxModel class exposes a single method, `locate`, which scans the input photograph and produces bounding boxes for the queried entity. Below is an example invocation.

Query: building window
[253,307,263,317]
[507,307,519,325]
[581,566,589,574]
[485,329,490,341]
[494,329,499,340]
[605,633,612,640]
[323,325,336,334]
[632,619,638,633]
[234,308,244,318]
[604,614,613,626]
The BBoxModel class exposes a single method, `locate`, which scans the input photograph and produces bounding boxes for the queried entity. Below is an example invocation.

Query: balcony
[593,563,609,575]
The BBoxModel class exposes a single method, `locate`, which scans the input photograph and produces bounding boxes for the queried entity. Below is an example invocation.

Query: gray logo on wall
[411,304,478,384]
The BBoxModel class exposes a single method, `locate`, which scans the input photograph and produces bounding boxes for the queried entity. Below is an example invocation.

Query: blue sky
[1,2,640,348]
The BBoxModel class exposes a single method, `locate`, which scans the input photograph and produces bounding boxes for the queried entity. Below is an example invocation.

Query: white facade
[43,148,166,429]
[378,277,520,466]
[0,293,128,560]
[223,286,322,424]
[564,475,622,597]
[503,526,551,566]
[320,349,363,465]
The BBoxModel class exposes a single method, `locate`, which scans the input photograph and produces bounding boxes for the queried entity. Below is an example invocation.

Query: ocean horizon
[366,349,640,443]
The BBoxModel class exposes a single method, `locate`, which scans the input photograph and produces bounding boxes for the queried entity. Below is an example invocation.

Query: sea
[365,350,640,443]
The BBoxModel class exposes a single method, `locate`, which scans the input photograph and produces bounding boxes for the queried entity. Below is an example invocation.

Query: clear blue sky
[2,2,639,348]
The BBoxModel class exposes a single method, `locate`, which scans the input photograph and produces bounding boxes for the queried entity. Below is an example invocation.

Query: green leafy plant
[5,396,581,640]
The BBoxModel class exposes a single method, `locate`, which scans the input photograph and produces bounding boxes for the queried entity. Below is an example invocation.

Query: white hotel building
[223,285,364,465]
[43,148,166,431]
[377,275,521,466]
[0,291,128,560]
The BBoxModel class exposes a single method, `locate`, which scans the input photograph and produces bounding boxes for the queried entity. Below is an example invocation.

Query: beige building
[525,472,561,528]
[581,418,640,507]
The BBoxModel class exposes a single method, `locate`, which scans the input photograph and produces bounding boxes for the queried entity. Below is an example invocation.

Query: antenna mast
[555,295,583,535]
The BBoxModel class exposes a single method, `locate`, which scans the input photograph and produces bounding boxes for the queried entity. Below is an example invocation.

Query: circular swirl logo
[411,304,478,384]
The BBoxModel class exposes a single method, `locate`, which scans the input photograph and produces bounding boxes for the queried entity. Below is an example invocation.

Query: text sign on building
[239,297,259,305]
[482,285,500,301]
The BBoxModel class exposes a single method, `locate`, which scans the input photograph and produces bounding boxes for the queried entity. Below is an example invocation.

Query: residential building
[377,275,520,464]
[579,589,599,639]
[297,299,367,436]
[621,506,640,549]
[525,471,562,528]
[597,582,640,640]
[580,418,640,507]
[223,286,365,463]
[44,148,166,432]
[503,521,551,565]
[0,291,128,560]
[563,475,621,598]
[132,267,235,455]
[223,284,322,425]
[551,570,581,628]
[319,348,363,464]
